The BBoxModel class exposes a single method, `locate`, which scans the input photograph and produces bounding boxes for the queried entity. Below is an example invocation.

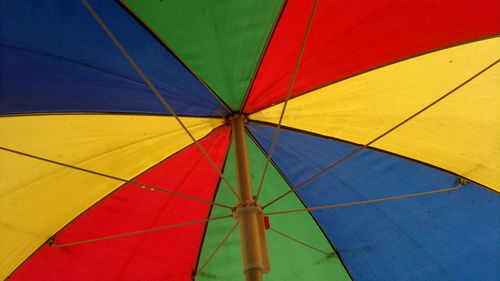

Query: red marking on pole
[263,216,270,230]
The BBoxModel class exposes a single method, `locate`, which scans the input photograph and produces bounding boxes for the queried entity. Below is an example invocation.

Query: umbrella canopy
[1,0,499,280]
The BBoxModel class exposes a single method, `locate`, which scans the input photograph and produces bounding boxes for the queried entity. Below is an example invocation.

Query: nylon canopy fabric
[0,115,222,280]
[248,124,500,281]
[0,0,227,116]
[198,134,352,281]
[1,0,499,280]
[121,0,284,110]
[244,0,500,113]
[8,127,231,281]
[250,38,500,191]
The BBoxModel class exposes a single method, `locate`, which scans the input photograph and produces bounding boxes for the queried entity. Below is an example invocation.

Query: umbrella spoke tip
[458,177,469,185]
[46,236,55,246]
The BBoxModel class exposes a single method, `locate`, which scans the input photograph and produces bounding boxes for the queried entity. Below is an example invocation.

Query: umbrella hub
[225,112,248,124]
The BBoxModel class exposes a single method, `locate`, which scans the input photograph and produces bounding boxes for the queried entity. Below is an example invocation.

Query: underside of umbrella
[1,1,499,281]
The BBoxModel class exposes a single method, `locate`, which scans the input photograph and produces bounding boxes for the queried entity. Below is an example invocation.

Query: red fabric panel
[243,0,500,113]
[11,126,231,281]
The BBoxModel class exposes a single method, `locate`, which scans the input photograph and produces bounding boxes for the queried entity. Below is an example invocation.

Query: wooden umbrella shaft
[231,115,270,281]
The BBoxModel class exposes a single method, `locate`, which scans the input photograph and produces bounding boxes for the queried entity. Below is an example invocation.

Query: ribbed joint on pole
[231,114,270,280]
[233,203,270,277]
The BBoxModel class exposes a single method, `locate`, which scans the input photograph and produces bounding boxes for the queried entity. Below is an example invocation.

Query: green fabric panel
[121,0,284,110]
[196,134,352,281]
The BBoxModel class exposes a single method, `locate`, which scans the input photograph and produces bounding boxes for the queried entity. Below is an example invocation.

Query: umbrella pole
[231,114,270,281]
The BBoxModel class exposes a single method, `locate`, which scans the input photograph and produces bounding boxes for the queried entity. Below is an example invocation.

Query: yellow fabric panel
[374,64,499,190]
[0,115,223,279]
[250,37,499,190]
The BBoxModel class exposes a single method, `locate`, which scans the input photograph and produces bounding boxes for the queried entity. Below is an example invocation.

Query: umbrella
[1,0,499,280]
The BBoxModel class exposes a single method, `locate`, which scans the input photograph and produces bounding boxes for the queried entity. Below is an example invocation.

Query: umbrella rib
[255,0,319,200]
[268,227,337,257]
[80,0,241,203]
[193,222,239,278]
[263,59,499,209]
[0,146,232,209]
[264,181,465,216]
[50,215,232,247]
[118,0,233,115]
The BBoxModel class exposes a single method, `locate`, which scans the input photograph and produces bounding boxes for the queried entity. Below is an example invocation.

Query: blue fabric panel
[0,0,227,116]
[248,124,500,281]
